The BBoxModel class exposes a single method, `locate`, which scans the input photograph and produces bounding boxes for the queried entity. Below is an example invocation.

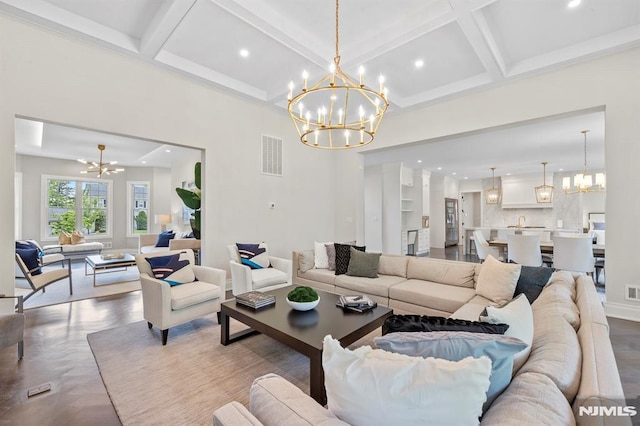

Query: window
[43,176,112,239]
[127,181,150,236]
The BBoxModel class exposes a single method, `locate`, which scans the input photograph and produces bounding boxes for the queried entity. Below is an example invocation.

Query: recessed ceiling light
[452,172,457,176]
[417,160,422,163]
[464,177,468,180]
[437,167,442,170]
[414,59,424,69]
[506,173,511,176]
[567,0,581,8]
[239,49,249,58]
[165,149,171,153]
[142,160,146,164]
[559,168,564,171]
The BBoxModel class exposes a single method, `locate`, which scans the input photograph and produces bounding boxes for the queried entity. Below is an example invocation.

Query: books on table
[235,291,276,309]
[336,295,377,313]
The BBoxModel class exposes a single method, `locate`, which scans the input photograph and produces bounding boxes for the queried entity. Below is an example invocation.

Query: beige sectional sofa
[213,252,628,425]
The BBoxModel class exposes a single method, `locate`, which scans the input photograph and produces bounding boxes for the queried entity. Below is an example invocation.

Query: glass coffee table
[85,254,137,287]
[220,286,393,405]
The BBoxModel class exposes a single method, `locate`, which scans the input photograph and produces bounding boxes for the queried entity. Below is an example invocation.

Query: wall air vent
[625,285,640,301]
[261,135,283,176]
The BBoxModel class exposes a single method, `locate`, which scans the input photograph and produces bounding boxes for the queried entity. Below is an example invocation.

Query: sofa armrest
[139,234,160,252]
[229,260,253,295]
[192,266,226,298]
[269,256,292,285]
[169,239,201,251]
[249,374,348,426]
[213,402,263,426]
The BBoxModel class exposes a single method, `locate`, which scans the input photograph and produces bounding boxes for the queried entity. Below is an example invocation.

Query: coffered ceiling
[4,0,634,176]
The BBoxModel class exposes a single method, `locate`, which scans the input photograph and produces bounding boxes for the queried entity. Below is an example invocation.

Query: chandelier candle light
[287,0,389,149]
[535,162,554,203]
[486,167,502,205]
[78,144,124,178]
[562,130,605,194]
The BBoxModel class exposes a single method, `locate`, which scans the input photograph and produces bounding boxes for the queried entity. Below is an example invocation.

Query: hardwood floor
[0,255,636,424]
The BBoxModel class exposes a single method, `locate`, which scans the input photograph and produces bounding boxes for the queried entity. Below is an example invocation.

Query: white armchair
[135,250,225,345]
[227,245,292,296]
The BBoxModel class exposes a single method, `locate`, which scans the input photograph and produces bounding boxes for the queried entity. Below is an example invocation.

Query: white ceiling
[4,0,631,175]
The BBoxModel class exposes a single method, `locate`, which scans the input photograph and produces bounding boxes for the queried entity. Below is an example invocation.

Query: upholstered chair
[227,245,291,296]
[135,250,225,345]
[472,230,501,262]
[507,234,543,267]
[0,295,25,359]
[552,235,595,275]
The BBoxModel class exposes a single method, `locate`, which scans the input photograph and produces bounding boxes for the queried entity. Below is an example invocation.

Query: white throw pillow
[480,293,534,373]
[322,335,491,426]
[314,241,331,269]
[475,255,521,304]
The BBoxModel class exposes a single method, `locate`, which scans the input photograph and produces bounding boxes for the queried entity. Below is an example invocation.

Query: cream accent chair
[507,234,543,267]
[15,253,73,302]
[0,295,25,359]
[227,245,292,296]
[552,235,595,275]
[135,250,225,345]
[472,230,501,262]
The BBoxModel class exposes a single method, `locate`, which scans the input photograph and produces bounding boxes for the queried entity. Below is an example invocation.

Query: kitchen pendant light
[486,167,502,205]
[535,162,554,203]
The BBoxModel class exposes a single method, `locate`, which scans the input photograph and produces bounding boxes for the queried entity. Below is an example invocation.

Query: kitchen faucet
[517,216,526,229]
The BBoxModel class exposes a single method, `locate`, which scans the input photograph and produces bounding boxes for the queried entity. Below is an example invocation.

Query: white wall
[430,175,445,248]
[364,166,383,252]
[349,46,640,320]
[0,14,336,307]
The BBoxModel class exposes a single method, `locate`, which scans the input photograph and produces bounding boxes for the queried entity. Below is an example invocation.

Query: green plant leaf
[195,162,201,190]
[176,187,200,209]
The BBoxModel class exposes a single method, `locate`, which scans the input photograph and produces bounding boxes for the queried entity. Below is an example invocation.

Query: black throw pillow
[16,247,42,275]
[382,314,509,336]
[334,243,366,275]
[513,265,554,304]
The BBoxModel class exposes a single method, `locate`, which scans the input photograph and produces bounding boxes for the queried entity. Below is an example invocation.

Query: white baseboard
[604,301,640,322]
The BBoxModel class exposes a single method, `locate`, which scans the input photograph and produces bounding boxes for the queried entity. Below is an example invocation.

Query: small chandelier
[287,0,389,149]
[562,130,605,194]
[486,167,502,205]
[535,162,554,203]
[78,144,124,178]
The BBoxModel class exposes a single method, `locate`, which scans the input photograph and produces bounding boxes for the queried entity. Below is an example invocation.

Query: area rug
[17,260,141,309]
[88,317,381,425]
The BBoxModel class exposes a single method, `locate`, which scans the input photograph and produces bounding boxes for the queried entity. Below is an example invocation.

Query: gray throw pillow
[346,247,381,278]
[325,243,336,271]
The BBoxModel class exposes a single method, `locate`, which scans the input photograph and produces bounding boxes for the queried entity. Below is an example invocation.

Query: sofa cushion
[236,243,270,269]
[297,250,315,273]
[481,294,533,373]
[325,243,337,271]
[475,255,521,304]
[518,311,582,402]
[375,331,527,411]
[335,274,406,298]
[314,241,331,269]
[532,272,580,330]
[346,248,381,278]
[213,401,263,426]
[480,372,576,425]
[249,373,348,426]
[251,268,288,290]
[382,315,509,335]
[406,257,476,288]
[322,335,491,426]
[378,255,408,278]
[575,274,608,328]
[170,281,220,310]
[298,268,337,286]
[513,265,554,303]
[389,280,477,314]
[334,243,365,275]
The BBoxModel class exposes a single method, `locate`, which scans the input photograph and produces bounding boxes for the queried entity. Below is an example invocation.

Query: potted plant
[286,286,320,311]
[175,162,201,239]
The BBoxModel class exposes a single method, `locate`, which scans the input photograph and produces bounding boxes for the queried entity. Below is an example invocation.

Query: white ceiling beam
[394,73,493,109]
[448,0,505,81]
[140,0,197,58]
[0,0,138,52]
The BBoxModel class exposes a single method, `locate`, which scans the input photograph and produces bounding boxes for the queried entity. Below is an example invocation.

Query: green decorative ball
[287,286,319,303]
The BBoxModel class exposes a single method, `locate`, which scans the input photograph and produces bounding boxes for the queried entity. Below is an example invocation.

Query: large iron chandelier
[78,144,124,178]
[287,0,389,149]
[562,130,605,194]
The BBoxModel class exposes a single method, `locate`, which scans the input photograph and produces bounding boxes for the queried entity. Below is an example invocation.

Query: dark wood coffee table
[220,286,393,405]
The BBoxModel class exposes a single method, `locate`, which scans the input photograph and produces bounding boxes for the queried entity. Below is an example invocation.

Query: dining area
[472,226,606,285]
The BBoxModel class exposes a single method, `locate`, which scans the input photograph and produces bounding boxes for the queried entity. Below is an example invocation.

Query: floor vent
[625,285,640,301]
[261,134,283,176]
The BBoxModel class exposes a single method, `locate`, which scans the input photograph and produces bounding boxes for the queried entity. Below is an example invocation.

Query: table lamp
[154,214,172,232]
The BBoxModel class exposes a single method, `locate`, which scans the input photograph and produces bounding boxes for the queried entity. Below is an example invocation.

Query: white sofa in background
[138,233,201,254]
[212,252,627,425]
[42,241,104,260]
